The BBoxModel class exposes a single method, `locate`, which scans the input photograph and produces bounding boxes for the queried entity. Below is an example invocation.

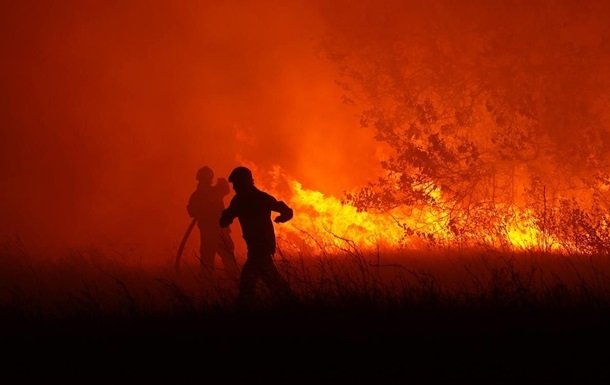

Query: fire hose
[175,218,241,274]
[175,218,197,271]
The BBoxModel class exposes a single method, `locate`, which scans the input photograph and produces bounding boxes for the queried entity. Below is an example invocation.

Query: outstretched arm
[219,203,237,228]
[273,200,293,223]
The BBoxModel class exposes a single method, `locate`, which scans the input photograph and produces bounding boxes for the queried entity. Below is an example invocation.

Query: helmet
[196,166,214,181]
[216,177,230,195]
[228,166,253,184]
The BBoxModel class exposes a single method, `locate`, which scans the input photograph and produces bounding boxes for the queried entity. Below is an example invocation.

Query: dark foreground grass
[1,240,610,384]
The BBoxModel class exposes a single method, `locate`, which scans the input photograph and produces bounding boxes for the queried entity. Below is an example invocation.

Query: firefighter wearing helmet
[220,166,294,305]
[186,166,239,280]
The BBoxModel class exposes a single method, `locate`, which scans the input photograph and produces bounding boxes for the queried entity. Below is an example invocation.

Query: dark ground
[2,304,609,385]
[2,246,610,384]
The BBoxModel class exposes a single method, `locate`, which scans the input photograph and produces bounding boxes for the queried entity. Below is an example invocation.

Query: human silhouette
[219,166,294,305]
[187,166,239,280]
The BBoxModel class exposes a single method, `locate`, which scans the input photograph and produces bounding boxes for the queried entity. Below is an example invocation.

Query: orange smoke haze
[2,0,610,263]
[0,1,382,260]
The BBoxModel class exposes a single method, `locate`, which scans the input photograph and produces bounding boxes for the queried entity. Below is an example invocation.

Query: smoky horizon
[2,0,609,262]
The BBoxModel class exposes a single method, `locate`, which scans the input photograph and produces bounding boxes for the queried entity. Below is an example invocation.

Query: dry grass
[1,237,609,384]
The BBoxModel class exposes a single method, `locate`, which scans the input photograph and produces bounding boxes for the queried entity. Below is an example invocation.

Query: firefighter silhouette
[187,166,239,280]
[220,166,294,304]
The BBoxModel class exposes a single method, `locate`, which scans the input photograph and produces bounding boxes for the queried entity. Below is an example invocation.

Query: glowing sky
[2,0,609,261]
[0,1,383,259]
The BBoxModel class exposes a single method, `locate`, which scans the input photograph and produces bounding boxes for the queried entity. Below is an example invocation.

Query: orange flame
[272,178,564,255]
[244,164,591,256]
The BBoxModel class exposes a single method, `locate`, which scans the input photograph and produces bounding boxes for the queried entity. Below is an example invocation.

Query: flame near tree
[2,0,610,260]
[249,1,610,256]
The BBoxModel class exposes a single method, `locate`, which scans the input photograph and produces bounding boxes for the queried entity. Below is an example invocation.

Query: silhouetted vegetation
[318,0,610,251]
[2,237,609,384]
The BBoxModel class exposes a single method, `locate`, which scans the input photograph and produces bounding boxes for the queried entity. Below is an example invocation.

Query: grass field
[2,238,609,384]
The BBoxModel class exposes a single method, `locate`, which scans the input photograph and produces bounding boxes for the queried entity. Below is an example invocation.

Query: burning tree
[317,0,610,253]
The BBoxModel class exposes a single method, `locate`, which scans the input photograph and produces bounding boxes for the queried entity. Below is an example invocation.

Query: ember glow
[2,0,610,262]
[251,170,568,255]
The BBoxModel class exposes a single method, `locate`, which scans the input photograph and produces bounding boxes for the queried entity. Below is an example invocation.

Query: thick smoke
[0,1,382,261]
[2,0,608,261]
